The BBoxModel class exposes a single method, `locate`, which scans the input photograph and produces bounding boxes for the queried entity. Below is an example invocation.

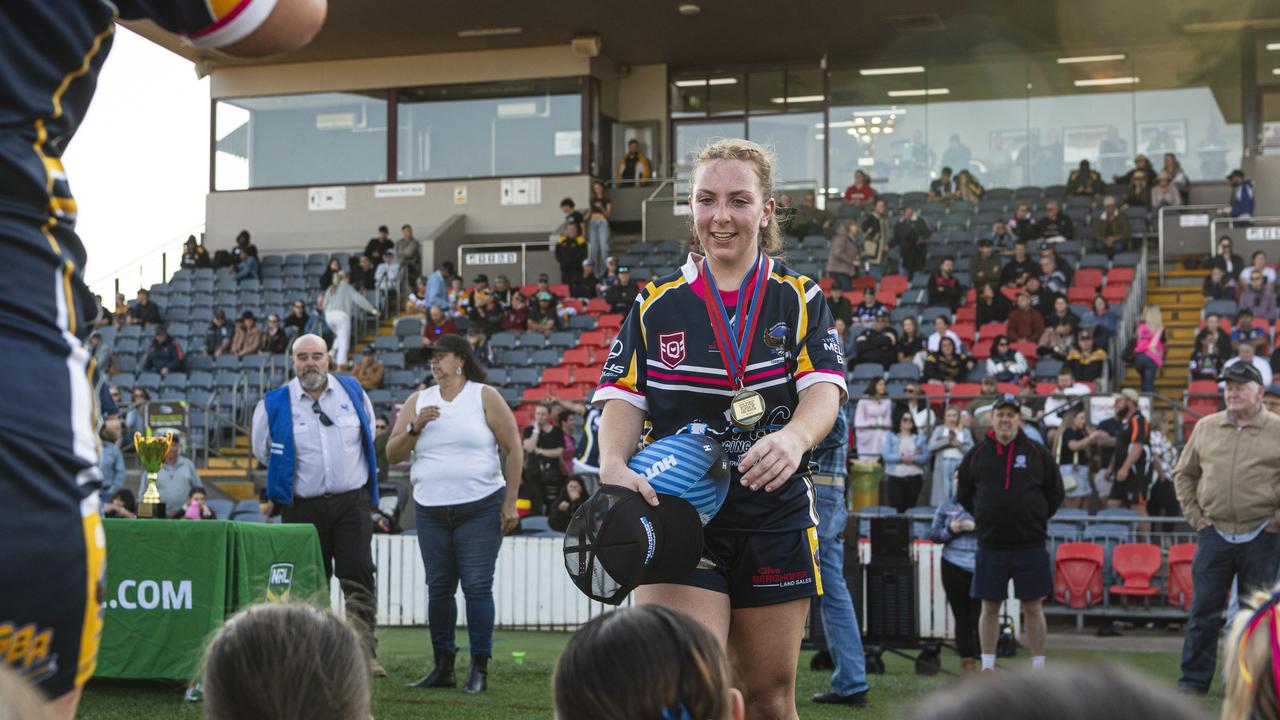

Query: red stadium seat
[551,283,570,297]
[948,382,980,410]
[585,297,610,314]
[843,290,864,305]
[513,408,533,429]
[1067,287,1095,305]
[1186,380,1218,397]
[522,386,551,403]
[920,382,946,409]
[952,323,975,345]
[541,367,573,388]
[569,380,597,396]
[972,338,993,360]
[558,385,588,402]
[996,383,1021,395]
[1073,268,1103,289]
[1010,340,1038,364]
[1034,382,1057,396]
[596,314,625,332]
[880,275,909,295]
[1101,283,1128,304]
[964,288,976,305]
[1000,286,1021,303]
[562,347,594,367]
[1166,543,1196,612]
[520,283,539,297]
[851,276,878,291]
[874,290,898,308]
[1109,543,1162,599]
[1106,268,1134,285]
[978,321,1007,340]
[818,277,835,291]
[956,305,976,323]
[579,330,609,348]
[1054,543,1104,608]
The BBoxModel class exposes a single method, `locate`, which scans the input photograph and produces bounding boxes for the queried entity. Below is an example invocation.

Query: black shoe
[812,690,868,706]
[1177,682,1209,696]
[407,650,456,688]
[461,654,489,694]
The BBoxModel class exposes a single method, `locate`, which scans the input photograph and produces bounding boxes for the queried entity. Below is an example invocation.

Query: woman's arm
[481,385,524,533]
[926,426,950,452]
[914,433,931,465]
[739,381,841,493]
[385,391,422,464]
[927,507,953,543]
[597,399,657,505]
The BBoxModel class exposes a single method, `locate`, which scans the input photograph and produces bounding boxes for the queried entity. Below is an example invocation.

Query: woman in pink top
[855,377,893,461]
[1131,305,1165,392]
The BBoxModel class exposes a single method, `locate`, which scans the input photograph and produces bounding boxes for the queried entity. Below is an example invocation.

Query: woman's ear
[730,688,745,720]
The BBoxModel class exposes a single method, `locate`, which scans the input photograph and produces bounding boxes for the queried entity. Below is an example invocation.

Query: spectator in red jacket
[1006,292,1046,342]
[422,304,459,341]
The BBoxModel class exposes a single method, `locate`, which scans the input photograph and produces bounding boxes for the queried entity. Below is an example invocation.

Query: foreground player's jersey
[594,253,846,532]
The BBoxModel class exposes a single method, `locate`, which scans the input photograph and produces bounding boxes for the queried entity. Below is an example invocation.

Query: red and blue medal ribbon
[701,252,769,390]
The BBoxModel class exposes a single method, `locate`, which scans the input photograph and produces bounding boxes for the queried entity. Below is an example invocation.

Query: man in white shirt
[1223,343,1273,388]
[926,315,963,353]
[1042,368,1090,439]
[251,334,385,676]
[1238,251,1276,287]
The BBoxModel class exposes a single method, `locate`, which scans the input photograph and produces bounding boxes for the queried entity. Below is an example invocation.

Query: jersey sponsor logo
[266,563,294,603]
[659,332,686,369]
[106,579,193,611]
[640,516,656,565]
[602,363,626,376]
[750,565,813,588]
[823,326,843,356]
[0,622,57,684]
[606,338,624,361]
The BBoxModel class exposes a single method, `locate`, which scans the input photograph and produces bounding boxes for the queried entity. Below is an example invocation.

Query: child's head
[554,606,742,720]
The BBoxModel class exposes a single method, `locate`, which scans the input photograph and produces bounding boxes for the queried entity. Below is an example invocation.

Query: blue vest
[264,375,379,506]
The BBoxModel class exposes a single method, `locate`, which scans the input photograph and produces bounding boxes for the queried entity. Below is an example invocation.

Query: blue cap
[627,434,730,526]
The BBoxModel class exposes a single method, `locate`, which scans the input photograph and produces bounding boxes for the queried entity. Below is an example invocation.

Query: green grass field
[78,628,1223,719]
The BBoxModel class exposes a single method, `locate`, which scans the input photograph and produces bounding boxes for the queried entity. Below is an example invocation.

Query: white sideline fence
[331,535,1023,642]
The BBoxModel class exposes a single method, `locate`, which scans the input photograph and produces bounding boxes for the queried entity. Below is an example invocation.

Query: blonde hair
[688,138,783,256]
[1223,585,1280,720]
[1141,305,1164,332]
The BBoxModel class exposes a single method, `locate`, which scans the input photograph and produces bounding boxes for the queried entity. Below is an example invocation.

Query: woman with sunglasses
[883,412,931,513]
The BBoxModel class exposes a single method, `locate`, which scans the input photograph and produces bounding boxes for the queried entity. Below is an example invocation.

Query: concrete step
[206,479,257,502]
[208,456,254,470]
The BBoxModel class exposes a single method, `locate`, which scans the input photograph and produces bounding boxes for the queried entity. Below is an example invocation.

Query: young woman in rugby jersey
[594,139,846,718]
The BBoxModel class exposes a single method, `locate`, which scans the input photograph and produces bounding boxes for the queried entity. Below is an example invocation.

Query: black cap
[563,486,704,605]
[473,273,488,283]
[240,310,256,321]
[1227,169,1245,179]
[977,237,993,246]
[1223,362,1263,386]
[538,273,550,283]
[992,393,1021,411]
[422,333,472,358]
[153,324,168,335]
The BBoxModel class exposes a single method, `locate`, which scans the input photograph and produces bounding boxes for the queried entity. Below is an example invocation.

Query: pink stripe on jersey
[796,368,845,379]
[188,0,252,38]
[743,365,787,383]
[647,369,733,387]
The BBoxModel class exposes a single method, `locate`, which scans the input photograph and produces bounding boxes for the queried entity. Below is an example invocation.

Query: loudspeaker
[870,516,910,560]
[865,559,917,643]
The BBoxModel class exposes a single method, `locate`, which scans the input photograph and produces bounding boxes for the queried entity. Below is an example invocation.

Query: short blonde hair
[688,138,783,255]
[1223,584,1280,720]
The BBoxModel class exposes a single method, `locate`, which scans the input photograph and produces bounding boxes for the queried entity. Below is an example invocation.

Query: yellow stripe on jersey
[771,271,815,375]
[613,350,641,393]
[807,525,823,597]
[208,0,245,20]
[637,276,688,346]
[75,510,106,687]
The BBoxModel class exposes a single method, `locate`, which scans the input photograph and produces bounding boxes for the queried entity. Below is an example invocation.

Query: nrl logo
[266,563,294,603]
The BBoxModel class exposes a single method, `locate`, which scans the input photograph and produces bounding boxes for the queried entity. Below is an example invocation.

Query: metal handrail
[1209,215,1280,252]
[640,178,675,244]
[1156,204,1220,284]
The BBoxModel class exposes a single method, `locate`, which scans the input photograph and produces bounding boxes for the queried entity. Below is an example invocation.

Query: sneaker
[1177,682,1208,696]
[811,690,869,707]
[369,658,388,678]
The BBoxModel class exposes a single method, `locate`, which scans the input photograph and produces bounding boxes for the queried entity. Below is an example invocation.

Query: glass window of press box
[215,91,389,190]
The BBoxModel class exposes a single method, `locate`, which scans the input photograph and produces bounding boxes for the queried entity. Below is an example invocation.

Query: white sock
[1032,656,1046,670]
[981,654,996,670]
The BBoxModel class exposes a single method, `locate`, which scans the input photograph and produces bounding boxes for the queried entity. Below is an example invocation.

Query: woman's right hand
[413,405,441,432]
[600,460,659,506]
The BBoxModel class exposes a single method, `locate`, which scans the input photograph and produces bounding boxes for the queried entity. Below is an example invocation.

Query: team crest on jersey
[763,323,788,354]
[659,332,686,368]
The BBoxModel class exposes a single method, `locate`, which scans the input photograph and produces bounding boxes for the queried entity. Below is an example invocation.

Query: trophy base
[137,502,167,519]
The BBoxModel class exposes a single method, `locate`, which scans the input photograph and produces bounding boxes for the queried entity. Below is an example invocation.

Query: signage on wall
[555,130,581,156]
[1178,214,1209,228]
[307,186,346,211]
[464,252,519,266]
[1246,226,1280,241]
[500,178,541,206]
[374,183,426,199]
[454,185,468,204]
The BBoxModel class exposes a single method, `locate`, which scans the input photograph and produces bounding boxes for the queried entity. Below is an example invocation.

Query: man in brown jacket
[231,311,264,358]
[351,346,384,391]
[1006,292,1045,343]
[1173,362,1280,695]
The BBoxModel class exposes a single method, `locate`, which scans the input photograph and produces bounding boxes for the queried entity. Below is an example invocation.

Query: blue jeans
[415,489,505,656]
[1132,353,1159,392]
[814,484,869,696]
[1179,527,1280,689]
[588,219,610,269]
[828,272,853,291]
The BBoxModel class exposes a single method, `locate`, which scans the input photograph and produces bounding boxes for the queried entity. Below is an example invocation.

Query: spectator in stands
[374,249,400,294]
[1224,169,1255,219]
[926,315,962,353]
[113,292,129,325]
[103,488,137,519]
[1238,250,1276,287]
[893,205,932,275]
[928,474,981,673]
[1066,330,1107,383]
[465,326,494,369]
[396,224,421,283]
[1067,158,1105,196]
[1043,368,1089,440]
[1150,172,1182,208]
[468,293,502,337]
[234,244,259,282]
[985,335,1029,383]
[1223,583,1280,720]
[971,238,1003,292]
[352,347,384,391]
[842,169,875,205]
[202,309,231,357]
[975,283,1012,326]
[1225,341,1273,387]
[895,383,936,436]
[884,413,931,512]
[556,198,584,238]
[1007,292,1046,343]
[349,254,375,292]
[486,275,513,308]
[231,311,264,359]
[533,273,559,304]
[500,292,529,334]
[139,434,201,513]
[320,258,343,291]
[1037,256,1067,297]
[825,283,852,325]
[956,394,1062,673]
[955,169,984,205]
[942,134,971,173]
[851,290,886,329]
[1090,196,1131,257]
[125,288,162,327]
[1041,244,1074,285]
[364,225,394,268]
[604,266,638,314]
[928,257,965,312]
[1196,313,1231,358]
[854,378,892,461]
[1023,276,1055,319]
[305,293,332,345]
[556,220,589,285]
[424,260,455,310]
[528,292,561,336]
[832,319,856,368]
[928,166,957,203]
[860,198,891,268]
[1009,203,1040,244]
[1266,384,1280,415]
[928,407,973,504]
[1202,266,1235,301]
[897,316,926,366]
[1044,297,1076,332]
[547,476,588,533]
[584,181,613,269]
[1174,362,1280,696]
[98,425,125,504]
[1231,309,1268,354]
[124,387,148,440]
[448,277,469,316]
[570,259,599,299]
[855,313,897,369]
[999,239,1040,288]
[1055,408,1094,510]
[180,235,210,269]
[1146,411,1182,522]
[422,303,459,342]
[260,314,288,355]
[615,139,653,186]
[1131,305,1165,392]
[966,376,1001,433]
[202,603,372,720]
[555,606,743,720]
[1189,329,1226,381]
[1211,236,1246,279]
[597,256,620,295]
[924,337,974,386]
[142,324,185,375]
[825,219,859,290]
[1038,318,1076,363]
[1038,200,1075,242]
[1083,295,1118,345]
[1113,153,1157,186]
[171,486,215,520]
[1104,389,1151,513]
[284,300,309,338]
[1162,153,1190,194]
[520,403,567,516]
[1239,270,1277,322]
[324,272,379,368]
[789,191,833,239]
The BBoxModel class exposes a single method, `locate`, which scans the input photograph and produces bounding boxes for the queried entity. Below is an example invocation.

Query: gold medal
[730,389,766,429]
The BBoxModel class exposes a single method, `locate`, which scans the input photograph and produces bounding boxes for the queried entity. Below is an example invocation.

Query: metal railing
[1209,214,1280,248]
[640,178,676,244]
[1156,204,1220,284]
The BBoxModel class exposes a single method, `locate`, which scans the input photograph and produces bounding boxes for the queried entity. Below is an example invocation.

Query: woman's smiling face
[690,159,774,269]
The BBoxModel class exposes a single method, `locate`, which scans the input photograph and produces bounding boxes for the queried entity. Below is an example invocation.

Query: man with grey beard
[252,334,386,676]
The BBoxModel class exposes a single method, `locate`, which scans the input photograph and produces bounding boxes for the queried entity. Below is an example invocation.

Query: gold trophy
[134,431,174,519]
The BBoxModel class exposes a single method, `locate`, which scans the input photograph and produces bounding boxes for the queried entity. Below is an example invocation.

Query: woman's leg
[414,502,459,653]
[454,491,505,657]
[885,478,907,513]
[729,599,812,720]
[1133,354,1158,392]
[904,474,924,510]
[634,584,731,644]
[326,310,351,366]
[941,560,978,659]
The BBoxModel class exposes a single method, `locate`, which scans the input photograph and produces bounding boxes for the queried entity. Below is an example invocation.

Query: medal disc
[730,389,766,429]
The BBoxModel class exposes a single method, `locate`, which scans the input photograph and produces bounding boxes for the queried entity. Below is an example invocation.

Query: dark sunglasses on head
[311,401,334,427]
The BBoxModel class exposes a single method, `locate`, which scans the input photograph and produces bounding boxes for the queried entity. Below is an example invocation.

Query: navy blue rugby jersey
[0,0,276,332]
[593,253,847,532]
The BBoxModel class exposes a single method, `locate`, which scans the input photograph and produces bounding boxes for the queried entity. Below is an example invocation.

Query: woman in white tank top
[385,335,522,695]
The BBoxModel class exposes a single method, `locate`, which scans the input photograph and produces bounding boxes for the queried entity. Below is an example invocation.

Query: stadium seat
[977,322,1006,340]
[562,347,594,367]
[522,387,551,403]
[380,351,406,369]
[568,314,597,330]
[1106,267,1134,285]
[1166,543,1196,612]
[528,349,561,367]
[394,317,424,338]
[948,383,980,410]
[1067,287,1096,305]
[880,275,909,295]
[849,364,885,382]
[578,330,609,348]
[1109,543,1162,600]
[206,499,234,520]
[1205,299,1237,319]
[971,338,993,360]
[541,367,572,387]
[509,368,540,387]
[888,363,920,381]
[1101,283,1128,304]
[1054,542,1104,608]
[1051,508,1089,521]
[547,331,578,348]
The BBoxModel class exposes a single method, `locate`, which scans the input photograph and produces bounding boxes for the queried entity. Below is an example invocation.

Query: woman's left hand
[500,502,521,535]
[738,428,808,493]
